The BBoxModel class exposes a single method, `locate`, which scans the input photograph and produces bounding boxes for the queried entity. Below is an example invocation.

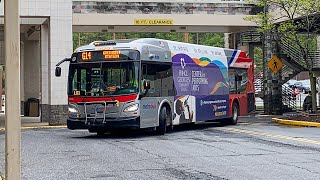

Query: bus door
[139,64,160,128]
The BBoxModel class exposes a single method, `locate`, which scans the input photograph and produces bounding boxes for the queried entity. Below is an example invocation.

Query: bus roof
[75,38,252,68]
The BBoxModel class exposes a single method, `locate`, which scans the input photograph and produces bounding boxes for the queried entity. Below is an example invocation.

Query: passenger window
[141,63,175,97]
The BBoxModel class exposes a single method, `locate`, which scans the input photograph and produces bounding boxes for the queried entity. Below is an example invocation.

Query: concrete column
[20,42,25,115]
[224,33,230,48]
[43,0,72,125]
[40,24,50,122]
[263,32,283,115]
[24,40,41,116]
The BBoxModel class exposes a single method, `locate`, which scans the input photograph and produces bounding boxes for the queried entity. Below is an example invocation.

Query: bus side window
[157,64,174,97]
[141,63,160,97]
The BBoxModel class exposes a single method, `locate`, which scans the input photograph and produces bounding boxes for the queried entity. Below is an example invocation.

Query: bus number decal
[82,52,92,61]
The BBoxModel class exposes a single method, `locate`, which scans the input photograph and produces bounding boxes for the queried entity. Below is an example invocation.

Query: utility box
[26,98,39,117]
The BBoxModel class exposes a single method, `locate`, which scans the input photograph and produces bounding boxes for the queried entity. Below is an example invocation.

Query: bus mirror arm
[56,58,71,67]
[55,58,70,77]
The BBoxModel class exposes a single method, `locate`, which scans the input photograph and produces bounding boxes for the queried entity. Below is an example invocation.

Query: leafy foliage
[73,32,224,50]
[245,0,320,70]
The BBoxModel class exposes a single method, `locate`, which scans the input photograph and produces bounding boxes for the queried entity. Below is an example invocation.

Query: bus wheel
[155,107,167,135]
[96,130,105,136]
[230,103,239,125]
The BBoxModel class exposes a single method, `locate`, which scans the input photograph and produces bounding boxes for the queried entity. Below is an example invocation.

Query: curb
[272,118,320,127]
[0,125,67,132]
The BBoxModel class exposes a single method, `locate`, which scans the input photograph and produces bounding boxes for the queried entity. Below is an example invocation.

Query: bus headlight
[124,104,139,112]
[68,103,79,113]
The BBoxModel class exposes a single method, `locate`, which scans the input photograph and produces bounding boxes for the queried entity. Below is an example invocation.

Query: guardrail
[279,38,308,69]
[308,51,320,69]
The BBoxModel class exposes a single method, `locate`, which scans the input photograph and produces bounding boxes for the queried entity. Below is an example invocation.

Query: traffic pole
[4,0,21,179]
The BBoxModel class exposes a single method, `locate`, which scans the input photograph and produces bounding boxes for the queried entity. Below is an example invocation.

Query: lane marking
[223,127,320,145]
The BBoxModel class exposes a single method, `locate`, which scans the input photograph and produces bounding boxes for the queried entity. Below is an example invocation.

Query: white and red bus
[55,38,255,135]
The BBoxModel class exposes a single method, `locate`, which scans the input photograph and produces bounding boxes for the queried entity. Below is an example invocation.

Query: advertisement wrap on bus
[55,38,254,135]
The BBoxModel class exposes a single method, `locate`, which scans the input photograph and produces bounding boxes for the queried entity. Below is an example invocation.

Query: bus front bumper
[67,116,140,130]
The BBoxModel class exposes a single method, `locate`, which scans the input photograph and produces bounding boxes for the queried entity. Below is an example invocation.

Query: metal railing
[308,51,320,69]
[254,72,263,94]
[279,38,308,69]
[240,30,261,44]
[282,85,296,112]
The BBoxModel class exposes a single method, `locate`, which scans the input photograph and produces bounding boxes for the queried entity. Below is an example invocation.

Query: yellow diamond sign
[267,55,283,74]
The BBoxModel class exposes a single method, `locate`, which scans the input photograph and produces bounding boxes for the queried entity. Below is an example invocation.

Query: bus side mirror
[235,75,242,81]
[143,80,151,90]
[55,67,61,77]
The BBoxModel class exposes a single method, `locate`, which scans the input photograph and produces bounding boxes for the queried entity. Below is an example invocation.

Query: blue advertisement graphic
[196,95,229,121]
[172,53,228,96]
[171,53,230,122]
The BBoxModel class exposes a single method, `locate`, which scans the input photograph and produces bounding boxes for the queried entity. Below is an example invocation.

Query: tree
[246,0,320,112]
[73,32,224,50]
[254,46,263,73]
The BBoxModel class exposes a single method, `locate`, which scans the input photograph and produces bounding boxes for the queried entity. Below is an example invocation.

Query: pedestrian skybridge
[72,0,261,33]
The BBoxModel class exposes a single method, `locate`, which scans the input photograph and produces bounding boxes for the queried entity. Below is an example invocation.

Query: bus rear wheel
[155,107,168,135]
[229,102,239,125]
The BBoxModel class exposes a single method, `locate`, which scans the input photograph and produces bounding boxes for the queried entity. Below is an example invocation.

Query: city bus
[55,38,255,135]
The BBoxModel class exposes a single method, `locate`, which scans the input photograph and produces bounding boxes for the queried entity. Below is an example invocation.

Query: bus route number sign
[82,51,92,61]
[80,50,121,61]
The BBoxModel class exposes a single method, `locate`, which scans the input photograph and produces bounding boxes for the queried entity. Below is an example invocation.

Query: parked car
[286,79,298,88]
[293,81,310,94]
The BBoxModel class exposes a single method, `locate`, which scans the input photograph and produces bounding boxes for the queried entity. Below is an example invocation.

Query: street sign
[267,55,283,74]
[134,19,173,25]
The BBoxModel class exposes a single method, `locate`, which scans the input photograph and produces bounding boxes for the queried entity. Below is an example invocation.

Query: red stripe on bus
[68,94,138,103]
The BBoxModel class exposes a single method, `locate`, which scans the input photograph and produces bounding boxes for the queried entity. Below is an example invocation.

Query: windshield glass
[68,62,139,96]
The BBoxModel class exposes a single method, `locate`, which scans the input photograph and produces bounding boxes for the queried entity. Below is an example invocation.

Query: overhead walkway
[72,0,261,33]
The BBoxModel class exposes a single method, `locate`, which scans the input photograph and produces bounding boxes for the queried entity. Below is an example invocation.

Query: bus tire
[96,130,105,136]
[229,102,239,125]
[156,107,167,135]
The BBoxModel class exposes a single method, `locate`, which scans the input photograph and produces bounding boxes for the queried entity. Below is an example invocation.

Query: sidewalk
[0,113,49,130]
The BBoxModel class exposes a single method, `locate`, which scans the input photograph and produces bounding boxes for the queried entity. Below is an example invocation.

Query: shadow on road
[73,121,226,139]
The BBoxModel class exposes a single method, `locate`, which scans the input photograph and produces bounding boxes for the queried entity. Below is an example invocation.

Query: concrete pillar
[263,32,283,115]
[20,42,25,115]
[224,33,230,48]
[41,0,72,125]
[40,24,50,122]
[24,40,41,116]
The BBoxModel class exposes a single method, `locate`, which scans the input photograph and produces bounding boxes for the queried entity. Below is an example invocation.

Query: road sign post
[5,0,21,179]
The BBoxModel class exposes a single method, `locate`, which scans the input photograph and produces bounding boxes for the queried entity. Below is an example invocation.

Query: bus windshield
[68,62,139,96]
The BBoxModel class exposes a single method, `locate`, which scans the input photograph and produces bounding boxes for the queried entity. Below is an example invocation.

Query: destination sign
[74,50,140,62]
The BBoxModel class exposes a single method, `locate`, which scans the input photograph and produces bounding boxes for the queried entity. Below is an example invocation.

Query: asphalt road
[1,116,320,180]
